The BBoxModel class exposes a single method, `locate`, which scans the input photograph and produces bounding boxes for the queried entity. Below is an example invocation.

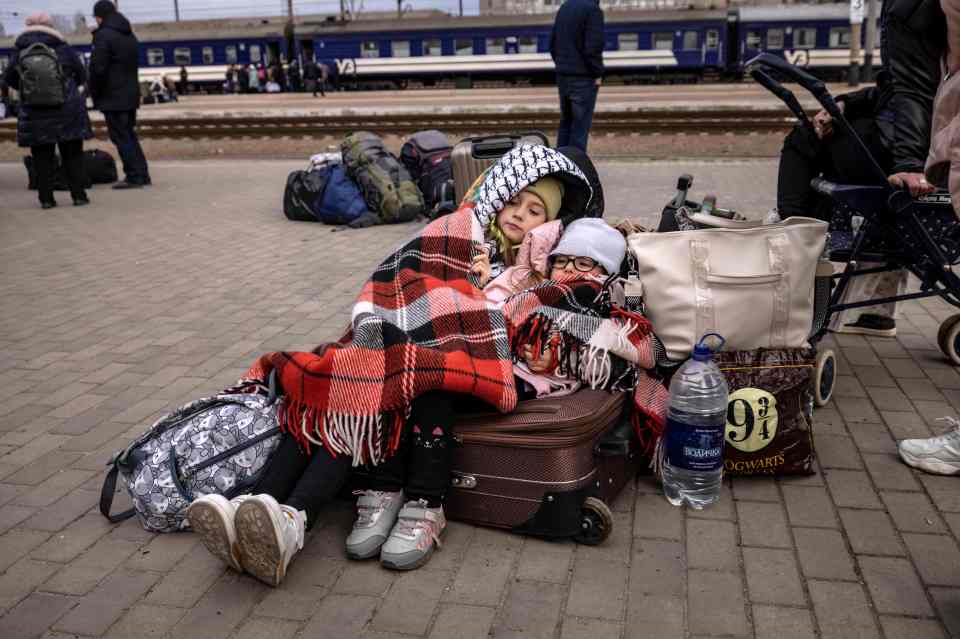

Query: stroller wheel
[814,349,838,407]
[939,314,960,366]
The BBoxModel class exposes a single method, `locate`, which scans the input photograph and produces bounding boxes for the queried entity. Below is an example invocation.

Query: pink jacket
[925,0,960,216]
[483,220,563,305]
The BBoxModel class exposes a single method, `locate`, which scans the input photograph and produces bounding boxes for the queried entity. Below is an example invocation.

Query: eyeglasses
[552,255,600,272]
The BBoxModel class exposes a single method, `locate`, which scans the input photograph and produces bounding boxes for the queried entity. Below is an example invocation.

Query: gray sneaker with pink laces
[380,499,445,570]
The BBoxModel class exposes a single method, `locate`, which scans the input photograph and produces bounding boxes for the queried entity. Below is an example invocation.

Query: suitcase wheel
[814,348,837,407]
[573,496,613,546]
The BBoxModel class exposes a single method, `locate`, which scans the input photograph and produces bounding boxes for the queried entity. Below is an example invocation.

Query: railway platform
[0,158,958,639]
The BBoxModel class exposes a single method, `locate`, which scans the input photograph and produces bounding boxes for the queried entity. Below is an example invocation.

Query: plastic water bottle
[662,334,729,510]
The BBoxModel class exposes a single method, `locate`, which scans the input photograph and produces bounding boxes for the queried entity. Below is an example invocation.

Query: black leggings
[776,117,892,220]
[32,139,85,204]
[253,435,350,529]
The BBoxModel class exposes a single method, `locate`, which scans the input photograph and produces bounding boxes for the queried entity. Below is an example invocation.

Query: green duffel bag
[342,132,424,224]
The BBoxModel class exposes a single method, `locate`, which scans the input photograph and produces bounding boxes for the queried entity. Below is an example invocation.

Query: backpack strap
[99,457,136,523]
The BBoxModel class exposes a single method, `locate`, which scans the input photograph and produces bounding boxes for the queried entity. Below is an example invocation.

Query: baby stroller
[743,53,960,407]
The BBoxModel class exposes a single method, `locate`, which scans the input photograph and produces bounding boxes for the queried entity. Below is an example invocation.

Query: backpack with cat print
[18,42,67,107]
[99,375,283,533]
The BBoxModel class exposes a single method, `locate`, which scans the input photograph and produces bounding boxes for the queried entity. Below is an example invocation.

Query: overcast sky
[1,0,479,35]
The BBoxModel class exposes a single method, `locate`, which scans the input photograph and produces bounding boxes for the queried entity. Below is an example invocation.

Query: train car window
[486,37,505,54]
[361,41,379,58]
[202,47,214,64]
[766,29,784,50]
[652,32,673,50]
[423,39,442,56]
[618,33,639,50]
[174,47,192,65]
[393,41,410,57]
[793,28,816,48]
[682,31,699,51]
[250,44,261,63]
[226,46,238,64]
[746,31,762,50]
[829,27,851,48]
[705,30,719,49]
[147,48,165,66]
[518,36,536,53]
[455,38,473,55]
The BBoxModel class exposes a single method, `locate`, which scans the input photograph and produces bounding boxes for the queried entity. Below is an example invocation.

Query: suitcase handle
[473,137,519,157]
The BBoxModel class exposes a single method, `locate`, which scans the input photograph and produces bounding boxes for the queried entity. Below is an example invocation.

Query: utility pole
[397,0,402,19]
[862,0,878,82]
[848,0,863,86]
[174,0,180,21]
[459,0,463,16]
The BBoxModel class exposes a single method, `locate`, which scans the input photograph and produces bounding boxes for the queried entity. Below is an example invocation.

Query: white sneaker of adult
[380,499,445,571]
[898,417,960,475]
[345,490,404,560]
[234,494,306,586]
[187,494,252,572]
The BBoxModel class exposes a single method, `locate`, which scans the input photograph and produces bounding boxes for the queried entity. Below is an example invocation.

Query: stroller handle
[810,177,838,197]
[746,53,889,187]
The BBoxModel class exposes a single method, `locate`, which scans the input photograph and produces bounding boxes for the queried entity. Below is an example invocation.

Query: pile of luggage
[282,130,458,227]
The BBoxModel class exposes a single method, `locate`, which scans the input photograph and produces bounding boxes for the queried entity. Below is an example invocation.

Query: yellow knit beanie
[523,176,564,221]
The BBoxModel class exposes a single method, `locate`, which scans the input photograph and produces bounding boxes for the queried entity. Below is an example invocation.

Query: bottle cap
[692,333,725,362]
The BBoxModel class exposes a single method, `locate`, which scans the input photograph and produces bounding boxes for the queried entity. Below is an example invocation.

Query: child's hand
[471,251,492,288]
[522,344,554,373]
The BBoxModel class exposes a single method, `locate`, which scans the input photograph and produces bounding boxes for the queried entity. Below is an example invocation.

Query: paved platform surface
[54,83,857,120]
[0,159,958,639]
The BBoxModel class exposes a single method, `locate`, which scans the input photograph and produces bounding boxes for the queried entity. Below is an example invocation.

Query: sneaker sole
[188,501,242,572]
[346,535,388,560]
[833,325,897,338]
[235,501,285,587]
[899,449,960,475]
[380,546,435,571]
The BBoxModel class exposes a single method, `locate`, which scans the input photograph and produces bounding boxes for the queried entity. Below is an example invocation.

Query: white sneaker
[345,490,404,560]
[234,494,306,586]
[898,417,960,475]
[380,499,445,571]
[187,494,251,572]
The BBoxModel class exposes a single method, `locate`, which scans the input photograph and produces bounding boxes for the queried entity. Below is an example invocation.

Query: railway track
[0,108,797,141]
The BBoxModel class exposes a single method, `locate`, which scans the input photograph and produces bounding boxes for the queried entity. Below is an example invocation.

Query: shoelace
[353,490,392,527]
[394,501,443,549]
[930,417,960,445]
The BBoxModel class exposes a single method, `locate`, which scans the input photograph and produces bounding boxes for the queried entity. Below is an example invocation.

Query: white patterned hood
[472,144,593,228]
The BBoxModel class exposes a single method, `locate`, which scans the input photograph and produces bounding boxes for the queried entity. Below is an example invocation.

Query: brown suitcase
[445,389,640,545]
[451,131,550,203]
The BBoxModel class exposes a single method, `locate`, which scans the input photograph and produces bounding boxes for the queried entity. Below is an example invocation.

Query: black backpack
[400,130,453,211]
[84,149,118,184]
[18,42,66,107]
[282,169,331,222]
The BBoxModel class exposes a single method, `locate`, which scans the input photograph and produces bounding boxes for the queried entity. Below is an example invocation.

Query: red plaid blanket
[246,207,667,465]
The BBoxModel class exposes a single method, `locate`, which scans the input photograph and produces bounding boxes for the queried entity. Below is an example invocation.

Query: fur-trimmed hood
[15,25,66,48]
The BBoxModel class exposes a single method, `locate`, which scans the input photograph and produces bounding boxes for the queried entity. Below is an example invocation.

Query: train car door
[299,39,315,64]
[725,9,740,74]
[266,42,281,66]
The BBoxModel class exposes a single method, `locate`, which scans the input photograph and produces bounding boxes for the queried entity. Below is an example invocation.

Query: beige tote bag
[627,217,828,361]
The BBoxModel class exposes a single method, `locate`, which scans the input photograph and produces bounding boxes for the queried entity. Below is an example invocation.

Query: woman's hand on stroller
[888,172,937,198]
[812,102,843,139]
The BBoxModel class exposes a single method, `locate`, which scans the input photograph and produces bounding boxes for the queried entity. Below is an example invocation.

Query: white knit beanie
[550,218,626,276]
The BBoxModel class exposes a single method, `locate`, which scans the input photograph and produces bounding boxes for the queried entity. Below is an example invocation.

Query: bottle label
[665,415,725,472]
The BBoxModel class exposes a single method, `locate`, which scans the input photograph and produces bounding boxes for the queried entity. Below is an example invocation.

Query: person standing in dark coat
[179,66,188,96]
[288,59,302,92]
[89,0,151,188]
[2,12,93,209]
[302,58,319,97]
[549,0,605,151]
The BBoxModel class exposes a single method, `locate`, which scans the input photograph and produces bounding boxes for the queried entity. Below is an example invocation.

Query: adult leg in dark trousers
[777,117,892,220]
[58,139,89,206]
[254,433,350,530]
[30,144,58,208]
[104,110,151,188]
[556,75,599,152]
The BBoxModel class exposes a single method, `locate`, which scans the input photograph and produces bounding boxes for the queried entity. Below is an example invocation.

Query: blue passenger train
[0,5,878,90]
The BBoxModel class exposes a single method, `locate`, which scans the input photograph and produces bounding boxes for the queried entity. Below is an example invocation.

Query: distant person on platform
[303,58,320,97]
[549,0,604,152]
[238,64,250,93]
[90,0,151,188]
[3,11,93,209]
[179,65,188,96]
[288,59,302,92]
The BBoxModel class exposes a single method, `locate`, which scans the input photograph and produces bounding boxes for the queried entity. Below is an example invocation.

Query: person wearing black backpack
[89,0,151,189]
[2,12,93,209]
